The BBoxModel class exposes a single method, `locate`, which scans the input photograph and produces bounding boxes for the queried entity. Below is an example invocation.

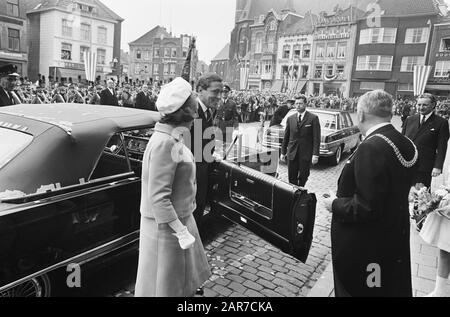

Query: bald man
[100,79,119,106]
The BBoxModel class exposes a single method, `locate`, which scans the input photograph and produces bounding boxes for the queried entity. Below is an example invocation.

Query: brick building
[129,26,196,85]
[0,0,28,77]
[209,43,230,82]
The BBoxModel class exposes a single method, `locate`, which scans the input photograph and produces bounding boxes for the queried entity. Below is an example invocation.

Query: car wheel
[0,274,52,297]
[329,146,343,166]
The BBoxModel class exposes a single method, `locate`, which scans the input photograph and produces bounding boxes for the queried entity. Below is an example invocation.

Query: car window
[315,113,338,130]
[346,113,354,126]
[90,133,131,180]
[340,114,349,129]
[0,127,33,170]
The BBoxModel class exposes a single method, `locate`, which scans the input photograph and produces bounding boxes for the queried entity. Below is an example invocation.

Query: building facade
[209,43,230,83]
[129,26,196,85]
[350,0,441,97]
[27,0,123,83]
[310,6,360,98]
[0,0,28,77]
[426,15,450,96]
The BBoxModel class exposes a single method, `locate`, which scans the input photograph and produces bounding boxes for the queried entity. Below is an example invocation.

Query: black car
[0,104,316,297]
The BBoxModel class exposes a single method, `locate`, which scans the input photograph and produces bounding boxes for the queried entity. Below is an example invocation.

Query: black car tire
[1,274,52,297]
[328,146,342,166]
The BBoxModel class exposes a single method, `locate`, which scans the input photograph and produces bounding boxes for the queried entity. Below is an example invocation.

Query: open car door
[209,158,317,263]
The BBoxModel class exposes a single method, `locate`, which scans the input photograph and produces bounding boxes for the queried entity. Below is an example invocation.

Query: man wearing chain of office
[324,90,418,297]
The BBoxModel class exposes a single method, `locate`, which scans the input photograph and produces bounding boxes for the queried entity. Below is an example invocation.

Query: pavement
[111,116,449,298]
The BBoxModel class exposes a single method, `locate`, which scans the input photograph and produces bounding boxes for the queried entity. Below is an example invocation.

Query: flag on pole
[84,51,97,83]
[240,63,249,90]
[413,65,432,96]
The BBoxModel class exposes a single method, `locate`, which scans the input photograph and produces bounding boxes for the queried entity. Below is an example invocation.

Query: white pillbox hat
[156,77,192,115]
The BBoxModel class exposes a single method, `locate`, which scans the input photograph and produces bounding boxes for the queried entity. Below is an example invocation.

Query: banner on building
[84,51,97,82]
[240,63,249,90]
[413,65,432,96]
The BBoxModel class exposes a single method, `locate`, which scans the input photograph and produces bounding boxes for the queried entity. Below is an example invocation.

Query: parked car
[263,108,362,166]
[0,104,316,297]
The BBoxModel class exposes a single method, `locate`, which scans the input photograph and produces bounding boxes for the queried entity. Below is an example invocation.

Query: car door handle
[246,178,255,185]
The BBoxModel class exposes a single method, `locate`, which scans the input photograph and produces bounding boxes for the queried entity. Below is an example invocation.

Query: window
[136,49,141,59]
[283,45,290,59]
[356,55,393,71]
[80,23,91,41]
[401,56,425,72]
[182,49,188,58]
[359,28,397,44]
[292,45,301,59]
[154,48,160,57]
[8,29,20,51]
[0,128,33,170]
[164,64,169,75]
[144,50,150,60]
[326,65,334,76]
[398,83,414,91]
[263,62,272,74]
[314,65,323,79]
[135,63,141,75]
[61,43,72,60]
[7,0,19,17]
[435,61,450,77]
[62,19,73,37]
[164,48,171,58]
[303,44,311,59]
[98,27,107,44]
[336,65,345,78]
[267,35,275,52]
[301,65,309,79]
[316,44,325,58]
[337,43,346,59]
[405,28,428,44]
[80,46,89,63]
[171,48,177,58]
[269,20,277,31]
[326,42,336,58]
[153,64,159,75]
[97,49,106,65]
[170,64,176,75]
[440,38,450,52]
[255,34,263,53]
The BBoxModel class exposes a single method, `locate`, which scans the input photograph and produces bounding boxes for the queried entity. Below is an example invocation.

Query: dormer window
[76,2,96,13]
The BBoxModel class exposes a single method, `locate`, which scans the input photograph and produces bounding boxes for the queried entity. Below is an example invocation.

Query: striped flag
[413,65,432,96]
[84,51,97,83]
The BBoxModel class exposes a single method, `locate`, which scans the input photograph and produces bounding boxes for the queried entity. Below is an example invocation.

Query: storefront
[49,62,105,84]
[0,51,28,78]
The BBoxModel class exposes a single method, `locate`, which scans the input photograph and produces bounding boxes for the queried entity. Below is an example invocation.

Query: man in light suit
[402,93,449,188]
[324,90,418,297]
[281,95,321,187]
[100,79,119,106]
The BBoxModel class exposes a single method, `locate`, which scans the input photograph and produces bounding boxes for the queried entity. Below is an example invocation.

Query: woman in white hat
[135,77,211,297]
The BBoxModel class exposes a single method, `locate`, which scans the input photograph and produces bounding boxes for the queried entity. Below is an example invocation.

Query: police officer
[216,84,239,147]
[0,65,20,107]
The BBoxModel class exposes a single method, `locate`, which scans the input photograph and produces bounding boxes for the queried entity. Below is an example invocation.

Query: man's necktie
[8,92,15,105]
[206,109,212,122]
[420,116,425,126]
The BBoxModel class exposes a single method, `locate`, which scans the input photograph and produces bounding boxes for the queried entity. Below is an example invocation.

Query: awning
[54,68,86,80]
[426,84,450,91]
[271,80,283,92]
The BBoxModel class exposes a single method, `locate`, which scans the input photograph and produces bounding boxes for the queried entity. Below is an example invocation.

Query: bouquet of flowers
[409,184,450,231]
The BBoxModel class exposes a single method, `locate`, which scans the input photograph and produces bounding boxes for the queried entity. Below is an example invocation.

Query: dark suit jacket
[402,113,449,173]
[216,98,239,126]
[0,87,14,107]
[270,105,290,127]
[281,111,321,162]
[100,88,119,106]
[135,91,156,111]
[331,125,417,297]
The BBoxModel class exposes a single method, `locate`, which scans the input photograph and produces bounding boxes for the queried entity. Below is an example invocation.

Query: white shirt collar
[366,122,391,137]
[421,112,433,123]
[198,98,208,114]
[298,111,307,119]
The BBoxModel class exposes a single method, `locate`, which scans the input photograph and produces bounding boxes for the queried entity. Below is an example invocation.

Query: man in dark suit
[189,73,223,227]
[324,90,418,297]
[0,65,20,107]
[100,79,119,106]
[135,84,156,111]
[281,95,321,187]
[216,84,239,148]
[270,99,294,127]
[402,93,449,188]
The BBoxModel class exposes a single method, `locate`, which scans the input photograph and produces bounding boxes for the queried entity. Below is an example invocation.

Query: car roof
[0,104,161,195]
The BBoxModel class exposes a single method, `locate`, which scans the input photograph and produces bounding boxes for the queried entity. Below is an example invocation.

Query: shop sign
[316,16,350,26]
[314,33,350,40]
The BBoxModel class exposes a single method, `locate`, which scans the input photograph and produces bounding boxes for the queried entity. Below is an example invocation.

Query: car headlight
[320,144,327,150]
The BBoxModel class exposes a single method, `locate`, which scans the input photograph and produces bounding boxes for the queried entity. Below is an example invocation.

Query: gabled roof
[129,26,171,45]
[283,12,318,36]
[26,0,123,22]
[211,44,230,62]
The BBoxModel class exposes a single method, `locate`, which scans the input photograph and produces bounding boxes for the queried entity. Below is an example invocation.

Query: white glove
[172,226,195,250]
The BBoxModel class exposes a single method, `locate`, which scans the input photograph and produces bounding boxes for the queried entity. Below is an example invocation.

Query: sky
[101,0,236,64]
